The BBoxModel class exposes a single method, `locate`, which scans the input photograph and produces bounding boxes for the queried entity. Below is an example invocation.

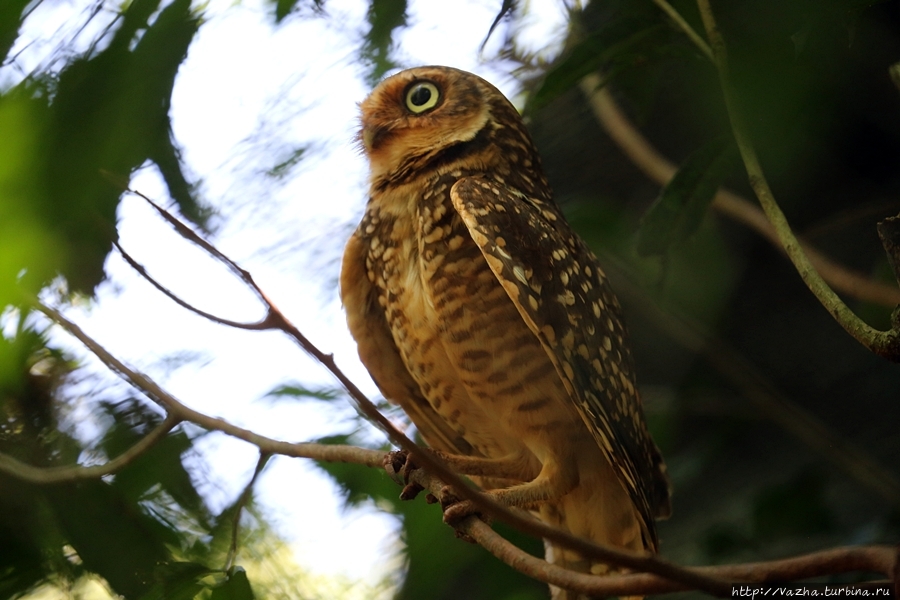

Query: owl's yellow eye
[405,81,440,113]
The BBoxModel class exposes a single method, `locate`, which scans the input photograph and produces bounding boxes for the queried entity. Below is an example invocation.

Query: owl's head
[358,66,533,186]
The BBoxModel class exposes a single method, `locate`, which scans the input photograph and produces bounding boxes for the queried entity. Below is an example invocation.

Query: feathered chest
[362,176,488,319]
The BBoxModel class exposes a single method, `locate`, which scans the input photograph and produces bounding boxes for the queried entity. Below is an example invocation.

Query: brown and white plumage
[340,66,670,596]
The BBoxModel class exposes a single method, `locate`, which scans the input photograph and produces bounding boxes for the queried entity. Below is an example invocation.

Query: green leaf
[636,137,737,257]
[209,567,256,600]
[361,0,408,84]
[139,562,216,600]
[0,0,31,66]
[100,400,209,525]
[272,0,324,23]
[263,382,343,403]
[529,23,668,111]
[44,481,173,598]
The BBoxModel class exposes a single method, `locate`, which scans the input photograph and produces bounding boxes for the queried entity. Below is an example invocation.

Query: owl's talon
[400,481,425,500]
[385,450,427,502]
[383,450,407,480]
[442,499,477,525]
[438,485,460,511]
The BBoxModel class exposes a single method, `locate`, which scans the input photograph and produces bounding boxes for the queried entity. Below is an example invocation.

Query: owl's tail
[536,451,655,600]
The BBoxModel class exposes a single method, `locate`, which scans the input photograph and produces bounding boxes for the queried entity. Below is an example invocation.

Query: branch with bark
[1,192,895,598]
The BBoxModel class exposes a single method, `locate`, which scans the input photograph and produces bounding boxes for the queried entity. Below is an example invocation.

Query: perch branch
[695,0,900,360]
[578,75,900,310]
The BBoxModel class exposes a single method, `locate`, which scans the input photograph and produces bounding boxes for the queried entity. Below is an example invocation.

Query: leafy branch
[1,192,896,597]
[577,76,900,310]
[694,0,900,361]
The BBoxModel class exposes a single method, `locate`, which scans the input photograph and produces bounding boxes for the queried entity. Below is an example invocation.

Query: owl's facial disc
[360,67,492,180]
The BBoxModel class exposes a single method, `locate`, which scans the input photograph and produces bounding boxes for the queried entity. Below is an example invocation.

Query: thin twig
[578,75,900,309]
[695,0,900,361]
[0,414,179,484]
[225,452,272,572]
[650,0,713,61]
[465,515,895,596]
[114,241,270,330]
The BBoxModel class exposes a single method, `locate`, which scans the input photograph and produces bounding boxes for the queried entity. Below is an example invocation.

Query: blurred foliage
[2,0,900,598]
[636,136,738,259]
[0,314,252,598]
[361,0,408,85]
[0,0,209,297]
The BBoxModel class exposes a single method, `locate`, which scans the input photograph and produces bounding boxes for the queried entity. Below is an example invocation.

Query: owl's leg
[385,448,539,499]
[442,450,580,525]
[432,450,540,480]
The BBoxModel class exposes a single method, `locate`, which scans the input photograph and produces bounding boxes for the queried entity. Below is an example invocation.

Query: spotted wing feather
[450,175,671,544]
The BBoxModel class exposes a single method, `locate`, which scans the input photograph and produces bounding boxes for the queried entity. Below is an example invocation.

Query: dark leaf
[140,562,216,600]
[529,23,669,111]
[263,382,343,403]
[0,0,32,63]
[636,137,737,257]
[101,401,208,524]
[752,469,835,540]
[44,481,173,598]
[361,0,407,84]
[209,567,256,600]
[273,0,325,23]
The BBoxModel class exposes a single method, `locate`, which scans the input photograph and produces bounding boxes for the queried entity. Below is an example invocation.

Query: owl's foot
[383,450,424,500]
[439,486,480,543]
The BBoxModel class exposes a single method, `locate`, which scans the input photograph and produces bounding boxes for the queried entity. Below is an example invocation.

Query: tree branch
[114,240,270,330]
[694,0,900,361]
[578,75,900,310]
[0,414,179,483]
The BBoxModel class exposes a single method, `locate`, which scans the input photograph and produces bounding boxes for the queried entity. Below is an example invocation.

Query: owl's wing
[340,231,475,456]
[450,176,671,543]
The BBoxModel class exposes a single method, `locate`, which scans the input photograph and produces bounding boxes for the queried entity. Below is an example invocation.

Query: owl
[340,66,670,596]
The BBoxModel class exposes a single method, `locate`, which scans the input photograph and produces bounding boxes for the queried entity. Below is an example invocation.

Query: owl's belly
[382,228,588,472]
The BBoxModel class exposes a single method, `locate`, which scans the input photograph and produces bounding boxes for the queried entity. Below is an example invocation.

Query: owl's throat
[372,123,495,193]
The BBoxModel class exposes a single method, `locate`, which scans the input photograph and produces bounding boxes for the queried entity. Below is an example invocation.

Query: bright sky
[8,0,570,595]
